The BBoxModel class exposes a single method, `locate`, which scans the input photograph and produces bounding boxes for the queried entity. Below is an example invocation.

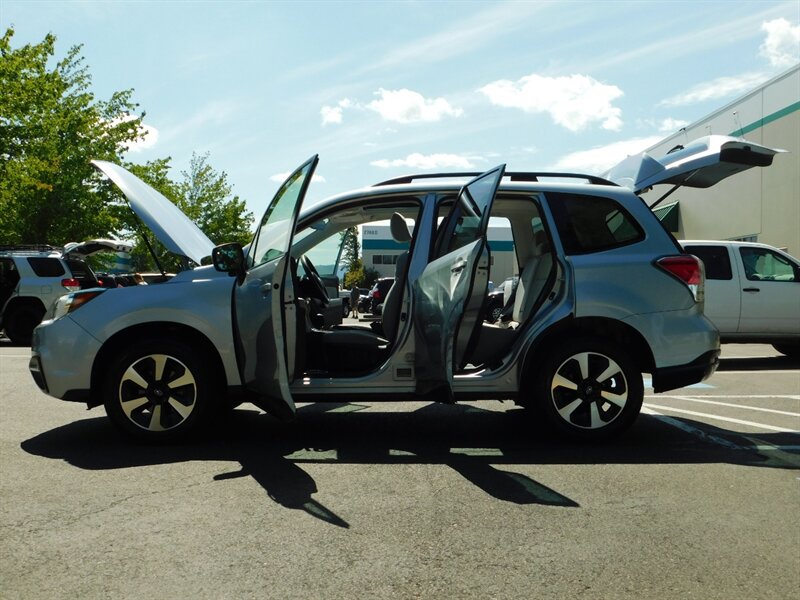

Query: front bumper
[30,316,102,403]
[651,349,720,393]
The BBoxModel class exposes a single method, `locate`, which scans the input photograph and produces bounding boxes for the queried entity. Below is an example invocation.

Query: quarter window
[547,192,644,255]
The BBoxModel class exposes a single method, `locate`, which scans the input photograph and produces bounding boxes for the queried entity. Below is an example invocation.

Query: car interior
[286,193,558,379]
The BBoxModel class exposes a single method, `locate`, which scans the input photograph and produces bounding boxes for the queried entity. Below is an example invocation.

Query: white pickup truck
[681,240,800,357]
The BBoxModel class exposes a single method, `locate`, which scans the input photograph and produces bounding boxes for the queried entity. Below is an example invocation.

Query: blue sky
[2,1,799,219]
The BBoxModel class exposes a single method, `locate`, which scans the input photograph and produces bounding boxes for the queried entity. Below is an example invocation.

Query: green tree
[118,154,253,273]
[177,152,253,247]
[0,28,145,244]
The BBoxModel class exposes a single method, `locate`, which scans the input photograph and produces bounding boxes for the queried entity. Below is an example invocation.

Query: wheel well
[89,322,227,408]
[520,317,655,391]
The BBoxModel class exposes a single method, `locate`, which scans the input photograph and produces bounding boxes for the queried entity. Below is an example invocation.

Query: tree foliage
[0,27,144,244]
[1,28,254,274]
[121,154,253,272]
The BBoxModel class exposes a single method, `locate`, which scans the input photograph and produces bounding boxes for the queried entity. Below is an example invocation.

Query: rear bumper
[652,349,720,393]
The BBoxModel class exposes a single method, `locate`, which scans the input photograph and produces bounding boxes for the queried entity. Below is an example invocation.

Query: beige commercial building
[642,64,799,257]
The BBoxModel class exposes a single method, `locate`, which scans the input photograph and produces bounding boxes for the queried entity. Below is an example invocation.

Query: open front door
[413,165,505,398]
[233,156,319,418]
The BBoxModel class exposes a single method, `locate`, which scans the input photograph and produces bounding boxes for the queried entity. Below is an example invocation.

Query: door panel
[736,246,800,334]
[233,156,319,415]
[683,245,741,333]
[413,165,504,397]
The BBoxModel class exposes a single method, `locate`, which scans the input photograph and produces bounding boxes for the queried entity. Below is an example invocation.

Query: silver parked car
[29,135,780,440]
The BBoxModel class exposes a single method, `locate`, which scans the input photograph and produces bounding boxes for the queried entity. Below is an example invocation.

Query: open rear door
[413,165,505,399]
[233,156,319,418]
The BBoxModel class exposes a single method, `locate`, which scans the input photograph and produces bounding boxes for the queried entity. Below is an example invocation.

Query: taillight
[61,278,80,292]
[656,255,704,301]
[373,289,381,301]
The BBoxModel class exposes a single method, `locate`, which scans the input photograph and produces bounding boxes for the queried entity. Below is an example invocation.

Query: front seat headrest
[390,212,412,243]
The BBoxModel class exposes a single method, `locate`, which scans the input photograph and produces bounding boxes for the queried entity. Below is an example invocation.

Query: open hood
[91,160,214,264]
[604,135,783,195]
[63,239,133,258]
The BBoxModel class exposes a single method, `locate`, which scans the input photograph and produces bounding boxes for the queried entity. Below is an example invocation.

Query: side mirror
[212,243,245,277]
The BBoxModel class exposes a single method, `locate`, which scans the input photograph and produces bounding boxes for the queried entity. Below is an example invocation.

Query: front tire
[533,337,643,440]
[104,340,218,441]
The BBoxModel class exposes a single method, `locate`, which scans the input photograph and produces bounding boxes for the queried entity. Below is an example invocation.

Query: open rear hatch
[604,135,783,202]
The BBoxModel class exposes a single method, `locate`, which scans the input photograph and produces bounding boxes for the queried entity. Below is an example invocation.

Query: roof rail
[0,244,58,253]
[373,171,618,187]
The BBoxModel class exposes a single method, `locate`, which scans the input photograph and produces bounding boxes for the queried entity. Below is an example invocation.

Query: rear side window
[27,257,65,277]
[546,192,644,255]
[683,245,733,280]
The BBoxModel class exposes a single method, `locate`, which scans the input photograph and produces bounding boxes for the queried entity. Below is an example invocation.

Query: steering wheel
[300,255,329,304]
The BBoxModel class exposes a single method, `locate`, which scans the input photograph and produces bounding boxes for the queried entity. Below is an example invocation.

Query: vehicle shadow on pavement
[20,402,798,528]
[717,354,799,371]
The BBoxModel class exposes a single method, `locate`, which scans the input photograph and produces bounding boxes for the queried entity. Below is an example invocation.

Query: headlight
[49,290,105,320]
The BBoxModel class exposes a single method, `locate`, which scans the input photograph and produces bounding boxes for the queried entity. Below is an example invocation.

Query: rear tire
[4,302,45,346]
[532,337,643,440]
[103,339,219,441]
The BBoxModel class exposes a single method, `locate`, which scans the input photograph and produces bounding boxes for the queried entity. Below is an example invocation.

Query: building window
[373,255,382,265]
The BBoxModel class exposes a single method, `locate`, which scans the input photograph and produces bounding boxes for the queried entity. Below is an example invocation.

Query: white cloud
[110,114,159,152]
[552,137,663,175]
[657,118,690,133]
[479,73,624,132]
[320,98,353,126]
[658,71,772,107]
[367,89,463,124]
[759,18,800,68]
[371,153,477,170]
[270,173,327,183]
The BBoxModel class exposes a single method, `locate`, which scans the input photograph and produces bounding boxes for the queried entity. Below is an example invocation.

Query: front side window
[250,158,317,268]
[546,192,644,255]
[740,247,799,282]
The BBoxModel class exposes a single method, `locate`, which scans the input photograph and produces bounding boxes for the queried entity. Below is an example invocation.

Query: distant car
[0,240,131,344]
[681,240,799,357]
[370,277,395,314]
[30,135,780,441]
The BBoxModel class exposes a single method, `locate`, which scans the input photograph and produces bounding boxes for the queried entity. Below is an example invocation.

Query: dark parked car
[370,277,395,314]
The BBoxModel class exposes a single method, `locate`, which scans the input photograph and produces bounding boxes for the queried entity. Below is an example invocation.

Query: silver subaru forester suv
[29,135,780,441]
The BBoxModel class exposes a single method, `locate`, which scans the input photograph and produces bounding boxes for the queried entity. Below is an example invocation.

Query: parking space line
[643,403,800,433]
[654,396,800,417]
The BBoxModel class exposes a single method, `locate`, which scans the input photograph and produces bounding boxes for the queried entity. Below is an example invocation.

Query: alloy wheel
[117,353,197,432]
[549,351,629,430]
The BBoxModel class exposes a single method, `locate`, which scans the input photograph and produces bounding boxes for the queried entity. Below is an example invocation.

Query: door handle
[742,287,760,292]
[451,259,467,274]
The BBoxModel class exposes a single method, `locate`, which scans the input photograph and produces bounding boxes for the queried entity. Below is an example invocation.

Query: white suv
[1,241,130,344]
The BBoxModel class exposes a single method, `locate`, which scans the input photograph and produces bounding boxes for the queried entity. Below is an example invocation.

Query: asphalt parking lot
[1,341,798,599]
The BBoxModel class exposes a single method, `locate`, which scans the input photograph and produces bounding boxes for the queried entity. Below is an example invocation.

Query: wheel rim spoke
[600,389,627,407]
[557,398,583,422]
[595,361,621,385]
[552,373,579,391]
[147,405,165,431]
[589,402,603,429]
[152,354,168,381]
[167,397,194,419]
[576,352,590,379]
[121,395,149,417]
[121,365,150,390]
[168,372,195,389]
